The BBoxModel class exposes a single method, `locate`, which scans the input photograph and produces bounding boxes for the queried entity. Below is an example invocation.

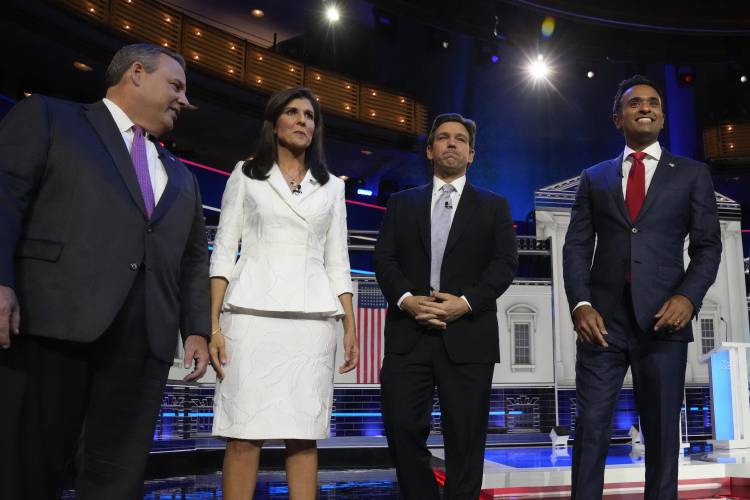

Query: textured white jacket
[210,162,353,316]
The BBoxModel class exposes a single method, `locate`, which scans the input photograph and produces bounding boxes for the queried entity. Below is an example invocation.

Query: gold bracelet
[211,328,222,336]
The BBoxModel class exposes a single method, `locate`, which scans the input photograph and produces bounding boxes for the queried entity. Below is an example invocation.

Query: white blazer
[210,162,353,316]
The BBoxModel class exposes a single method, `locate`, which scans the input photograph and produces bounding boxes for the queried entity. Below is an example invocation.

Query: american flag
[356,281,388,384]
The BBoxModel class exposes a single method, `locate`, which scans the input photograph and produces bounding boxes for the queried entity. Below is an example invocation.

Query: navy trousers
[571,288,688,500]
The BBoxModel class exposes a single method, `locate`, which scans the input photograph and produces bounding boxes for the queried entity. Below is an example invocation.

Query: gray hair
[105,43,186,88]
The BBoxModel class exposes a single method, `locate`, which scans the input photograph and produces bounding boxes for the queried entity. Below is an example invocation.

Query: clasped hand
[402,292,470,330]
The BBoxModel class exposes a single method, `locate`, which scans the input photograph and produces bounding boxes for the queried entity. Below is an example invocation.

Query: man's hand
[0,285,20,349]
[654,295,694,332]
[572,304,608,347]
[401,295,445,329]
[418,292,470,325]
[183,334,209,382]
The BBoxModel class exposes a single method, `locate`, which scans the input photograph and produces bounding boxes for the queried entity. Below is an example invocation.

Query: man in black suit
[563,75,722,499]
[0,44,210,499]
[374,113,518,499]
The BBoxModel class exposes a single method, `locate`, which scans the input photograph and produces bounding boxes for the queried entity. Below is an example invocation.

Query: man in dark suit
[374,113,518,499]
[563,75,722,499]
[0,44,210,499]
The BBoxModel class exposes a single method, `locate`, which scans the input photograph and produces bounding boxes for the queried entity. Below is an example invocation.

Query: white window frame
[507,304,537,372]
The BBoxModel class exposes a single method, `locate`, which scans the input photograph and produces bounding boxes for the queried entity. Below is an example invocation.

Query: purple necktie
[130,125,155,218]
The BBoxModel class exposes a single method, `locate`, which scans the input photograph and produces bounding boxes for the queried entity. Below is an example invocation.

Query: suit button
[631,227,639,234]
[129,263,139,271]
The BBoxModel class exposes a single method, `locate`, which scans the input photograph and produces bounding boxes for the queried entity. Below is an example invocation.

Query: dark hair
[242,87,329,185]
[426,113,477,149]
[612,75,665,115]
[105,43,186,88]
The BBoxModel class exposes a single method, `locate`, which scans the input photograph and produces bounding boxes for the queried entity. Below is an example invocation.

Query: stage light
[541,16,556,38]
[677,65,696,86]
[741,75,748,83]
[587,70,595,79]
[528,54,550,81]
[357,188,373,196]
[73,61,93,72]
[250,9,264,18]
[325,5,340,23]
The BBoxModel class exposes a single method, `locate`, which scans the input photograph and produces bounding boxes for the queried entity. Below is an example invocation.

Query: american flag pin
[668,162,675,167]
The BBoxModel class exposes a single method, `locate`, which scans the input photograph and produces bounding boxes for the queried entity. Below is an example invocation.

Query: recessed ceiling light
[73,61,93,72]
[251,9,264,18]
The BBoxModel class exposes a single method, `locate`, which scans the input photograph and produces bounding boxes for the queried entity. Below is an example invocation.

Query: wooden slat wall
[52,0,428,136]
[110,0,180,49]
[703,122,750,159]
[53,0,109,24]
[245,46,303,94]
[182,18,244,84]
[360,86,413,133]
[304,66,358,119]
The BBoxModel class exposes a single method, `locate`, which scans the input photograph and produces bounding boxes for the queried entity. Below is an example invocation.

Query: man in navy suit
[563,75,722,499]
[374,114,517,499]
[0,44,210,499]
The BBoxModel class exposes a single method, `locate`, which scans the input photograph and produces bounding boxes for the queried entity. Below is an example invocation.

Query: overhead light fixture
[250,9,264,18]
[741,75,748,83]
[527,54,550,81]
[325,5,340,23]
[23,91,32,97]
[587,70,595,79]
[73,61,93,72]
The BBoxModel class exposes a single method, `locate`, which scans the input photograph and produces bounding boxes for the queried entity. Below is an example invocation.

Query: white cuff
[572,301,592,312]
[397,292,413,310]
[460,295,472,311]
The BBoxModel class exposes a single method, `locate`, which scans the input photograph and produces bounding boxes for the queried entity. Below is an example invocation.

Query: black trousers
[571,289,688,500]
[0,273,171,500]
[381,332,494,500]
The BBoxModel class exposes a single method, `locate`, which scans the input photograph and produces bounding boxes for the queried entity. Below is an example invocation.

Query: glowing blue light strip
[160,410,519,418]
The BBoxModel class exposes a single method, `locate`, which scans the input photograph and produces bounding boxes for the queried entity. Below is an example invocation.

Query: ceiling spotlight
[325,5,340,23]
[250,9,264,18]
[741,75,748,83]
[587,70,595,79]
[73,61,93,72]
[442,40,449,49]
[528,55,550,81]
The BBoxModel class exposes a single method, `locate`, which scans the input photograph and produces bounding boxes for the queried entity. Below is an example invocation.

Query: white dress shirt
[102,98,167,203]
[398,175,472,311]
[573,141,662,313]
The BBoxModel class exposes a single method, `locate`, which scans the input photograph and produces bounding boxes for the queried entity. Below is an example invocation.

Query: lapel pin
[668,162,675,167]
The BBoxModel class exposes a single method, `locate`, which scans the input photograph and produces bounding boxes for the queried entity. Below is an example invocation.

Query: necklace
[280,168,306,195]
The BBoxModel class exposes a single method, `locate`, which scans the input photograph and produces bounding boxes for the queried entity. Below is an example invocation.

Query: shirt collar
[433,175,466,196]
[102,98,137,135]
[623,141,661,163]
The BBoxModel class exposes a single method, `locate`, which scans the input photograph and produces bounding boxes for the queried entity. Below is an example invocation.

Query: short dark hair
[242,86,330,185]
[426,113,477,149]
[105,43,186,88]
[612,75,665,115]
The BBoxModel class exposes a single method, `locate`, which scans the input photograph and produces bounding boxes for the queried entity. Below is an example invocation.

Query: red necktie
[625,151,646,222]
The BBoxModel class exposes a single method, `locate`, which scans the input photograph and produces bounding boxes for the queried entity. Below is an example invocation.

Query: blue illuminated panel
[710,349,734,441]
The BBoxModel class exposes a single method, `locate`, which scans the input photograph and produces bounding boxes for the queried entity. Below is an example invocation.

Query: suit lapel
[83,101,148,218]
[604,154,629,223]
[635,149,676,223]
[415,184,432,256]
[443,182,479,256]
[150,141,181,223]
[267,164,307,220]
[294,170,322,205]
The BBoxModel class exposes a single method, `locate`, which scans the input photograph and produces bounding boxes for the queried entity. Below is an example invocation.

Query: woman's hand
[209,329,228,381]
[338,323,359,374]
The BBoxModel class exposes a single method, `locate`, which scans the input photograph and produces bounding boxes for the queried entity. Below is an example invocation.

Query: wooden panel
[703,122,750,159]
[182,18,244,83]
[245,45,303,94]
[414,102,429,135]
[304,67,358,119]
[110,0,181,50]
[53,0,109,23]
[360,86,414,132]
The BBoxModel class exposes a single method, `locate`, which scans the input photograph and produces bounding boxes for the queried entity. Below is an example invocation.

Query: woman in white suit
[208,87,359,499]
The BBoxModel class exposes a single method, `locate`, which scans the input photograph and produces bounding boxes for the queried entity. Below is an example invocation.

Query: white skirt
[212,310,338,440]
